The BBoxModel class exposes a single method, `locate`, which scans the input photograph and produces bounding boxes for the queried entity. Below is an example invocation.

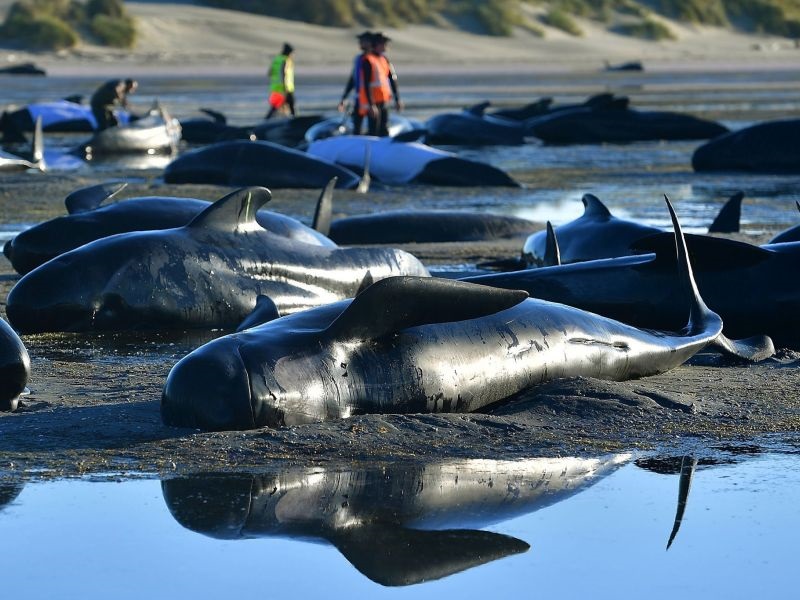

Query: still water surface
[1,452,798,599]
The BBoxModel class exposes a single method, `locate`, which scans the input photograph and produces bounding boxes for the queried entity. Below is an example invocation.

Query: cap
[356,30,373,40]
[372,31,391,43]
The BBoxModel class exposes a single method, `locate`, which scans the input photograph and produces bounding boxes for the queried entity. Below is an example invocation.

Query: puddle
[1,452,798,597]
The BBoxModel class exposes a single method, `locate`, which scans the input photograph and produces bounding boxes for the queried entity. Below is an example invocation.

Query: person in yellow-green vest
[266,43,296,119]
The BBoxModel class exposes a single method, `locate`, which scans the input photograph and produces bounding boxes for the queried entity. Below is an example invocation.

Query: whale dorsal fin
[357,144,371,194]
[543,221,561,267]
[330,524,529,586]
[236,295,280,332]
[200,108,226,124]
[465,101,491,116]
[65,182,128,214]
[581,194,612,220]
[312,177,336,236]
[796,201,800,214]
[325,277,528,342]
[31,116,44,169]
[707,191,743,233]
[666,456,697,550]
[187,187,271,232]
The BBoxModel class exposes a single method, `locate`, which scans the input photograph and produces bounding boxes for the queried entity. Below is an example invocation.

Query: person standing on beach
[372,31,403,134]
[90,78,137,131]
[357,32,398,137]
[266,43,296,119]
[337,31,373,134]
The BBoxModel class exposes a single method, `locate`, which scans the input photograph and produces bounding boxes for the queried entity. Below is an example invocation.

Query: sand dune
[1,2,799,75]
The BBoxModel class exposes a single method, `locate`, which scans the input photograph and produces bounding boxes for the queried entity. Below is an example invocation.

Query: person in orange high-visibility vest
[337,31,373,134]
[357,32,399,136]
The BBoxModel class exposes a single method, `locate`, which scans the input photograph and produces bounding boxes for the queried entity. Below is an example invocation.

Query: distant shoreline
[1,2,799,77]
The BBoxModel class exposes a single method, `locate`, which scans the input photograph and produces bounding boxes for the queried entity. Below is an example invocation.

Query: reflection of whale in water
[0,481,24,512]
[162,454,630,586]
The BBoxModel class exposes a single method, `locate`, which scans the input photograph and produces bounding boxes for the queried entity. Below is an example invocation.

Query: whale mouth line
[568,337,630,351]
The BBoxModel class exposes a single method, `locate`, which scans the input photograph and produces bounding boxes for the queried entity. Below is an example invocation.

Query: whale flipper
[582,193,612,219]
[188,187,271,231]
[64,181,128,214]
[236,295,281,332]
[543,221,561,266]
[632,232,772,270]
[325,277,528,342]
[707,191,744,233]
[311,177,336,236]
[330,524,529,587]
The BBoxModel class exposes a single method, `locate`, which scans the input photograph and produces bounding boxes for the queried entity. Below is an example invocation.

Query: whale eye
[96,293,127,323]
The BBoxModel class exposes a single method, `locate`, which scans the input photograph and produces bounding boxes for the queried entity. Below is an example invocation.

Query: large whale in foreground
[6,187,428,333]
[4,181,335,274]
[163,455,629,586]
[162,200,725,431]
[0,318,29,412]
[164,140,362,189]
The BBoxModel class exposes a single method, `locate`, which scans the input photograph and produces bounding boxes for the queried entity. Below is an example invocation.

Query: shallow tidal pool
[1,451,798,599]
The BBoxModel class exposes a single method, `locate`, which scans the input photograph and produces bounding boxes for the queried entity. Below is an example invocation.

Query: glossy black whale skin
[6,187,428,333]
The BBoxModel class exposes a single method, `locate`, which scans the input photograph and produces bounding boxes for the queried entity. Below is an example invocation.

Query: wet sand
[1,169,798,483]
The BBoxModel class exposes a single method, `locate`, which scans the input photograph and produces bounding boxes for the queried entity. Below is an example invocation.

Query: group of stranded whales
[6,186,427,332]
[415,93,728,146]
[161,199,756,431]
[3,181,335,274]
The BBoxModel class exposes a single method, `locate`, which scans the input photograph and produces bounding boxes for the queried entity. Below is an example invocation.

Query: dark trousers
[367,102,389,137]
[91,103,117,130]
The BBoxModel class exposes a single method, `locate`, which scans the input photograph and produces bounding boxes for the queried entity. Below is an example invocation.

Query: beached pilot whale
[423,110,527,145]
[6,187,428,333]
[1,99,129,134]
[325,209,536,245]
[0,117,44,172]
[526,96,728,144]
[0,318,30,412]
[307,136,519,187]
[164,139,362,189]
[161,198,725,431]
[312,187,535,244]
[521,191,745,267]
[466,227,785,353]
[162,455,629,586]
[80,105,181,156]
[4,180,336,274]
[692,119,800,174]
